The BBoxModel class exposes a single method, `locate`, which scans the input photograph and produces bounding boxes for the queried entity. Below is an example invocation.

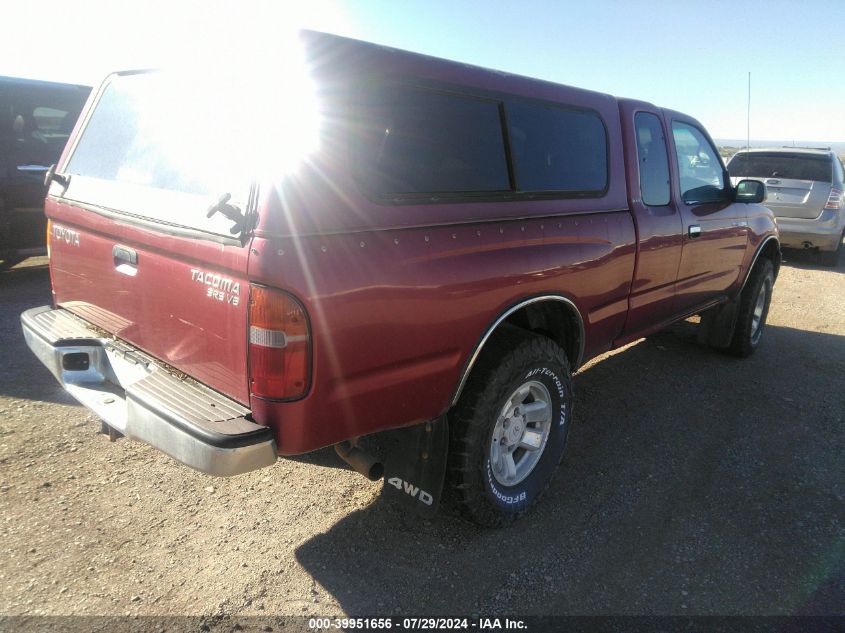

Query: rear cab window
[634,112,670,207]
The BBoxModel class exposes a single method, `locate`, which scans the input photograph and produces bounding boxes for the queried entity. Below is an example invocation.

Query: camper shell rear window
[62,71,252,239]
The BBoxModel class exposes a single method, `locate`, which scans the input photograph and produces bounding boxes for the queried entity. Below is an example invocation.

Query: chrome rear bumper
[21,306,277,476]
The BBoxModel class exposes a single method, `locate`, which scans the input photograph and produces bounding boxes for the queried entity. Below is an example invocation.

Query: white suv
[727,147,845,266]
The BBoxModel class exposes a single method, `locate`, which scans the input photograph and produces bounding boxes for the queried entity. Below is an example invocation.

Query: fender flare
[449,295,586,407]
[738,235,780,295]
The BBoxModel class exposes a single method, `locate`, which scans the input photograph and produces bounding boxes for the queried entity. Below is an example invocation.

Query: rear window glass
[507,102,607,193]
[727,152,832,182]
[352,86,510,197]
[66,73,248,199]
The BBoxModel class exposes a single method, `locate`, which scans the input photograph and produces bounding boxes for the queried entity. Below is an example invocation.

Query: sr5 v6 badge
[190,269,241,306]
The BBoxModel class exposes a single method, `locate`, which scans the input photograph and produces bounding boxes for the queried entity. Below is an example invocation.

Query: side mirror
[734,179,765,204]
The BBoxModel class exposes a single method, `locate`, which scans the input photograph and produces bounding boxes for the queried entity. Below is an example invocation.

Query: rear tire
[819,231,844,267]
[728,258,774,357]
[446,328,573,527]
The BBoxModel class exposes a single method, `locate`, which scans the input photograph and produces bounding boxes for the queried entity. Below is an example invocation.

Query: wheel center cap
[508,419,523,443]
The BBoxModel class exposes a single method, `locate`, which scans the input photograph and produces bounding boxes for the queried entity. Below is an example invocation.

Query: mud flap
[698,298,738,348]
[378,416,449,518]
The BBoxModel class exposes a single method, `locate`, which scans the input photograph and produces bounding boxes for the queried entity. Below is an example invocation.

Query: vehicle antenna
[746,71,751,152]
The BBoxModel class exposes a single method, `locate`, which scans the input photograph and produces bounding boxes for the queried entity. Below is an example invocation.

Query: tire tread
[728,258,774,357]
[445,327,571,527]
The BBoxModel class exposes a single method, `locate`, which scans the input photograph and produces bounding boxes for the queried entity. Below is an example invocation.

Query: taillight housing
[46,219,57,308]
[248,285,311,400]
[825,188,843,210]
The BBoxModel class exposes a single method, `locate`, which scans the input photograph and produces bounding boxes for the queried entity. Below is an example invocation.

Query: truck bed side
[248,207,635,454]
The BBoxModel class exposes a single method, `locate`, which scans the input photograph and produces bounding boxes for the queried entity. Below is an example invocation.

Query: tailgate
[48,201,252,404]
[45,70,257,404]
[761,178,828,219]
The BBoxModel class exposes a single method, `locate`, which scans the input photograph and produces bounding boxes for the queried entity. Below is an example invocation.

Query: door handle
[688,225,701,239]
[113,245,138,276]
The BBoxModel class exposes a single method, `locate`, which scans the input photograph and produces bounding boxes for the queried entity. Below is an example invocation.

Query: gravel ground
[0,251,843,619]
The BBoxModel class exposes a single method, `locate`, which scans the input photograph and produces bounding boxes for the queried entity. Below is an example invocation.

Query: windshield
[727,152,832,182]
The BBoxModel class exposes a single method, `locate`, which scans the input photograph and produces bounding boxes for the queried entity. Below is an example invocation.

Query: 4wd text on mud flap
[387,477,433,505]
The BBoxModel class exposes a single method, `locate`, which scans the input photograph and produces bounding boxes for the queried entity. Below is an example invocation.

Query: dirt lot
[1,252,843,619]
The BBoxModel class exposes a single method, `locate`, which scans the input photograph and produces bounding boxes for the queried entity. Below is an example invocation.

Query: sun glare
[138,31,323,199]
[96,3,349,204]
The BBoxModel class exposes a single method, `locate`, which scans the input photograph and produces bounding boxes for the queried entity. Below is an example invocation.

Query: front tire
[446,329,573,527]
[728,258,774,357]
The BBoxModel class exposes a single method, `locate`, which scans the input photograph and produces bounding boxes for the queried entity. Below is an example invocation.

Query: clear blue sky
[3,0,843,142]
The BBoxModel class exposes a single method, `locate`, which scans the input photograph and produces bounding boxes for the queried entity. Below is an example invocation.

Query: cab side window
[672,121,726,204]
[634,112,670,206]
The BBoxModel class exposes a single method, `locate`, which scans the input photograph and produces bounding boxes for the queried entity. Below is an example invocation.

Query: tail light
[248,285,311,400]
[825,188,843,210]
[46,219,57,307]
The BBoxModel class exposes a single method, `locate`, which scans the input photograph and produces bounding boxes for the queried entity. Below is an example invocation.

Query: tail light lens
[825,188,843,210]
[46,219,57,307]
[248,285,311,400]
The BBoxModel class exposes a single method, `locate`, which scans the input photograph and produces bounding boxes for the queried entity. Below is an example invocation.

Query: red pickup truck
[21,31,779,526]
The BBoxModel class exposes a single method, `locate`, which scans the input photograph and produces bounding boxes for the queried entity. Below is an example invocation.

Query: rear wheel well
[451,298,584,408]
[501,300,582,371]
